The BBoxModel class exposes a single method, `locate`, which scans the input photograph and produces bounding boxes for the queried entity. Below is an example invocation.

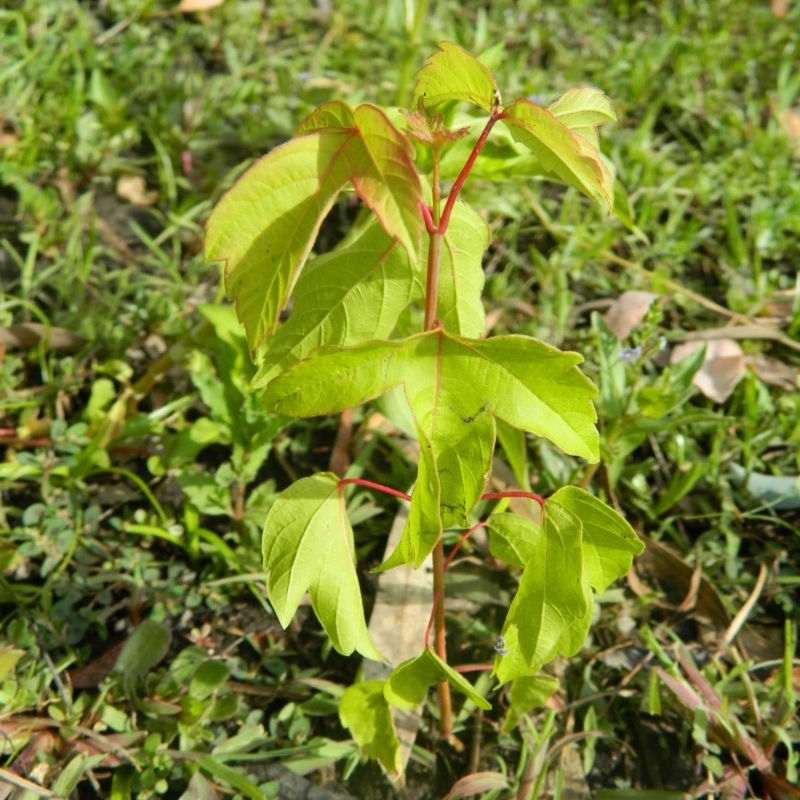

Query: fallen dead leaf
[116,174,158,207]
[603,290,660,339]
[777,106,800,156]
[772,0,789,16]
[0,323,87,353]
[748,352,798,391]
[671,338,745,403]
[176,0,224,11]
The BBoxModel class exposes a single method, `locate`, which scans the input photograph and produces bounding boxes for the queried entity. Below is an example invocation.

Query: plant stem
[338,477,411,502]
[423,231,443,329]
[431,536,454,742]
[437,112,501,234]
[422,111,502,745]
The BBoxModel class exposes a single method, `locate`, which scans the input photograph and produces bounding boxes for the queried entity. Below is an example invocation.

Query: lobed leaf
[339,681,401,774]
[494,503,591,685]
[412,41,499,111]
[205,102,422,355]
[264,330,598,567]
[206,133,352,353]
[252,197,487,389]
[486,513,540,568]
[500,98,614,213]
[262,473,382,660]
[384,648,490,710]
[549,486,644,592]
[436,198,489,338]
[548,86,616,146]
[252,220,420,389]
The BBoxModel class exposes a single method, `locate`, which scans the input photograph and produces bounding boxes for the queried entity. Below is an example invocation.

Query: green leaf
[549,486,644,593]
[299,102,423,256]
[206,133,351,353]
[494,503,590,685]
[436,198,489,338]
[500,98,614,213]
[252,220,419,388]
[197,756,264,800]
[253,195,487,389]
[205,103,422,354]
[412,41,500,111]
[264,330,598,566]
[0,646,24,681]
[547,87,616,146]
[339,681,402,774]
[486,513,540,568]
[262,472,382,660]
[502,674,560,732]
[189,660,230,700]
[114,619,171,681]
[384,648,491,710]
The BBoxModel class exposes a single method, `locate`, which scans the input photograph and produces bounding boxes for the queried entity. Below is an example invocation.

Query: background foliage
[1,1,798,798]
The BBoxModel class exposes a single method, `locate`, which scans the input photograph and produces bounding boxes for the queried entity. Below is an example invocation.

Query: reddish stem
[420,201,437,235]
[437,112,501,234]
[338,478,411,502]
[481,490,546,507]
[456,663,495,674]
[444,521,487,572]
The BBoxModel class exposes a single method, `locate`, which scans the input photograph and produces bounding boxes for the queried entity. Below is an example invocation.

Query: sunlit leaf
[205,102,422,354]
[548,87,616,145]
[500,98,614,213]
[549,486,644,592]
[384,648,490,710]
[262,473,382,659]
[339,681,402,774]
[412,41,500,111]
[264,330,598,566]
[436,198,489,338]
[252,197,487,389]
[486,513,540,568]
[502,674,560,732]
[494,503,591,684]
[252,220,419,389]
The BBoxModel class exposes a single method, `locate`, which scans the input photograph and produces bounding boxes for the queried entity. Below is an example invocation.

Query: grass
[1,0,799,798]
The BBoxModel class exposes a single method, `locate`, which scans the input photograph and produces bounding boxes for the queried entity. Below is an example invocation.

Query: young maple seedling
[205,42,643,770]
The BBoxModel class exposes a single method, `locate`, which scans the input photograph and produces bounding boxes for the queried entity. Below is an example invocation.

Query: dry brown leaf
[176,0,224,11]
[116,174,158,207]
[772,0,789,16]
[777,107,800,156]
[748,352,799,391]
[603,290,660,339]
[0,323,87,353]
[671,338,745,403]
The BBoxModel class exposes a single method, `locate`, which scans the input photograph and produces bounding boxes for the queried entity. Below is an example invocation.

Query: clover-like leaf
[500,98,614,213]
[412,41,500,111]
[262,472,382,660]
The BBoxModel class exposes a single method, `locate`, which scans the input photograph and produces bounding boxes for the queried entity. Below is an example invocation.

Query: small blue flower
[494,635,509,656]
[620,346,642,364]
